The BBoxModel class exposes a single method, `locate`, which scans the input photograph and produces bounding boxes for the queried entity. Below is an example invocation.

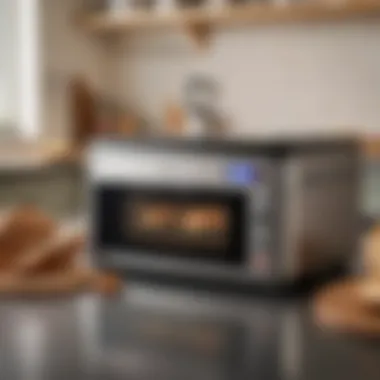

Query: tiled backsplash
[0,165,83,218]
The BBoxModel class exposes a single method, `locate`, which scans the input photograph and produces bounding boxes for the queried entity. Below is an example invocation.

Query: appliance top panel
[90,135,359,158]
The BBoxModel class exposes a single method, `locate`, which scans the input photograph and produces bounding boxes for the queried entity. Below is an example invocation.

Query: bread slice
[360,279,380,306]
[14,226,85,276]
[0,205,56,271]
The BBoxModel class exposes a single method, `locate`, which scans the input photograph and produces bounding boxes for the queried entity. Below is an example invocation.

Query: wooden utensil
[70,76,97,148]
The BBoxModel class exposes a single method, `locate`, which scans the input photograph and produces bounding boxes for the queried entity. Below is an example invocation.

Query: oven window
[127,199,230,250]
[95,186,246,264]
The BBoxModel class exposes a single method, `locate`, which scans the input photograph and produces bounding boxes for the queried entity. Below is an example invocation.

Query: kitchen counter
[0,140,82,173]
[0,282,379,380]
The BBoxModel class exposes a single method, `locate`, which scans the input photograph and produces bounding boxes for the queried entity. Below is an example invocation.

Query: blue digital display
[226,163,258,185]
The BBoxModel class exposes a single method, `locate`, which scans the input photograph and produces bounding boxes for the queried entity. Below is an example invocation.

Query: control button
[226,162,258,185]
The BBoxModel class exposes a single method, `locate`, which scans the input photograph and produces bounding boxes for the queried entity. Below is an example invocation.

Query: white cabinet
[0,1,19,132]
[0,0,40,139]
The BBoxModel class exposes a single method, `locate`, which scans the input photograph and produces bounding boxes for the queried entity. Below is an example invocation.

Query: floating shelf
[81,0,380,35]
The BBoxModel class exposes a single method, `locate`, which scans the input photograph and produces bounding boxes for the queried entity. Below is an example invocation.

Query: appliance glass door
[94,185,247,265]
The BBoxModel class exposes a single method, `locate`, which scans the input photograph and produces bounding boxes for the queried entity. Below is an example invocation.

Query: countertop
[0,282,379,380]
[0,140,81,172]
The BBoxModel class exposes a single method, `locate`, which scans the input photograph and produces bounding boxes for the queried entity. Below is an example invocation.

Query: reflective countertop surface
[0,282,379,380]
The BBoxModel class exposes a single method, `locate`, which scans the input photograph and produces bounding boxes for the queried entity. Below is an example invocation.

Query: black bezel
[94,185,247,266]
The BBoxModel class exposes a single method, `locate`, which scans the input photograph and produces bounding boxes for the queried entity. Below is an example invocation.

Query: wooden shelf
[81,1,380,35]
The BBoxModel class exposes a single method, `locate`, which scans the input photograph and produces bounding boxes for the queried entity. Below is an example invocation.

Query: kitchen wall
[40,3,380,138]
[14,4,380,217]
[109,21,380,217]
[110,20,380,136]
[0,0,19,130]
[41,0,109,140]
[0,166,83,218]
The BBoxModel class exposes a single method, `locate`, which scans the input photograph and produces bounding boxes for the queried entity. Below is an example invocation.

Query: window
[0,0,40,139]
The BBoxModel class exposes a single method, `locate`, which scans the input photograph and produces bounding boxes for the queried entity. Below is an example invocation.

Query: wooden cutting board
[0,270,123,297]
[0,271,91,296]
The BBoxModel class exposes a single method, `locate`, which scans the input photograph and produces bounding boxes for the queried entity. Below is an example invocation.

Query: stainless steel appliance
[87,137,360,286]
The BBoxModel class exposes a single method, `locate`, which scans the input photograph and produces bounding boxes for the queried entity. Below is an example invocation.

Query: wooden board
[0,270,123,297]
[0,271,94,296]
[313,279,380,337]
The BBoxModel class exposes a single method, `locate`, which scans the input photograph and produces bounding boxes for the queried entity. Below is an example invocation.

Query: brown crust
[0,206,56,271]
[15,234,85,276]
[0,206,122,296]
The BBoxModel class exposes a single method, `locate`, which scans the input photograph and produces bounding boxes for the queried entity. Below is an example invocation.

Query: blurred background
[1,0,380,379]
[1,0,380,220]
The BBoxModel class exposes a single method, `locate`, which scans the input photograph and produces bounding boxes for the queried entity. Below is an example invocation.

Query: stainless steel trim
[100,250,275,284]
[281,158,302,279]
[281,153,359,279]
[87,143,269,190]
